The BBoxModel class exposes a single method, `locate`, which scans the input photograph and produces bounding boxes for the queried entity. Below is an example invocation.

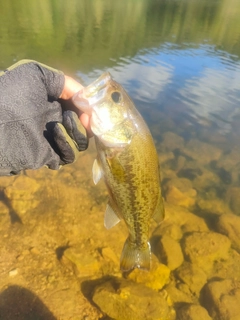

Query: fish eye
[111,91,121,103]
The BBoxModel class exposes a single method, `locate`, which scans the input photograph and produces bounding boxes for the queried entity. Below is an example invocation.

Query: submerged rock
[63,247,101,278]
[182,232,231,273]
[216,213,240,253]
[176,262,207,295]
[192,168,221,192]
[162,131,185,151]
[226,187,240,216]
[217,147,240,172]
[164,178,197,209]
[158,151,175,165]
[215,147,240,185]
[197,197,232,216]
[183,139,222,165]
[156,235,184,270]
[177,304,212,320]
[0,201,9,216]
[3,175,40,215]
[127,256,171,291]
[164,203,209,234]
[153,221,183,241]
[165,281,193,305]
[202,279,240,320]
[92,278,170,320]
[210,249,240,281]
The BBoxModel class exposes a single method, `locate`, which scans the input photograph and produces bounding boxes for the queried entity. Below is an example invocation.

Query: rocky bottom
[0,136,240,320]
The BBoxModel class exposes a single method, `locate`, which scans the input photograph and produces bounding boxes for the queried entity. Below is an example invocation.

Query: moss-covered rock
[127,256,171,291]
[92,277,170,320]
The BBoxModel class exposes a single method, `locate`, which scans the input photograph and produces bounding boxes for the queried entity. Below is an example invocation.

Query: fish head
[73,72,134,148]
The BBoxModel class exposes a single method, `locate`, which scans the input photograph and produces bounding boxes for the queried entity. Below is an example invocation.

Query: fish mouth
[72,72,112,114]
[84,72,112,98]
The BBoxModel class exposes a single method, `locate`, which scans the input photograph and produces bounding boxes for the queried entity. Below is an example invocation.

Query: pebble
[9,268,18,277]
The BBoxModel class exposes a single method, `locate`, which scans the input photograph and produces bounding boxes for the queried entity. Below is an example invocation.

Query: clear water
[0,0,240,319]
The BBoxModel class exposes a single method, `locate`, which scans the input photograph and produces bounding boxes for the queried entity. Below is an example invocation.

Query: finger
[79,113,93,137]
[53,123,79,164]
[62,111,89,151]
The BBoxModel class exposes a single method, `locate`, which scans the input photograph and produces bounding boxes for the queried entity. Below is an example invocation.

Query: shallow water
[0,0,240,319]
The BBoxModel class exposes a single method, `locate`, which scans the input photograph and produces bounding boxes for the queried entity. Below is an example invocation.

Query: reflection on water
[0,0,240,319]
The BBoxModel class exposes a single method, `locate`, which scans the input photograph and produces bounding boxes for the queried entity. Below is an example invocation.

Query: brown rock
[63,247,101,278]
[127,256,170,291]
[202,279,240,320]
[176,262,207,295]
[182,232,231,273]
[153,221,183,241]
[157,235,184,270]
[197,198,232,216]
[216,213,240,253]
[164,203,209,234]
[92,278,170,320]
[164,178,197,208]
[226,187,240,215]
[183,139,222,165]
[177,304,212,320]
[165,281,193,304]
[162,131,185,151]
[4,175,40,215]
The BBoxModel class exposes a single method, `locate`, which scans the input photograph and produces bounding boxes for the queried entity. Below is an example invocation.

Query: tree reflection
[0,0,239,70]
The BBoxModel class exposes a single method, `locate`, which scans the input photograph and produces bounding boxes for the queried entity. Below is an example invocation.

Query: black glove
[52,110,88,165]
[0,60,88,176]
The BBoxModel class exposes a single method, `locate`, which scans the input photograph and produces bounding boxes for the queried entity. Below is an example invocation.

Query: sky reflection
[77,44,240,135]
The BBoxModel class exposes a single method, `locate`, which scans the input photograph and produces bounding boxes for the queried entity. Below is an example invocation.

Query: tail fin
[120,238,151,272]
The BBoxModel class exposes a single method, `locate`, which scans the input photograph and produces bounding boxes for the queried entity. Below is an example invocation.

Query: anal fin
[104,202,121,230]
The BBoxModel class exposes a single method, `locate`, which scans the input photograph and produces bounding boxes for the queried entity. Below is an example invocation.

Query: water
[0,0,240,319]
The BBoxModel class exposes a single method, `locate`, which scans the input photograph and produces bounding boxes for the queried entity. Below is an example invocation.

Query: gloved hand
[52,110,88,165]
[0,60,89,176]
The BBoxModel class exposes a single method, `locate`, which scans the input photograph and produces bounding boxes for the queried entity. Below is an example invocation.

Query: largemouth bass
[73,73,164,272]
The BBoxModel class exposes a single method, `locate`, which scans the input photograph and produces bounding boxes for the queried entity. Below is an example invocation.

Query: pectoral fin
[153,195,165,223]
[104,203,121,229]
[92,158,102,185]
